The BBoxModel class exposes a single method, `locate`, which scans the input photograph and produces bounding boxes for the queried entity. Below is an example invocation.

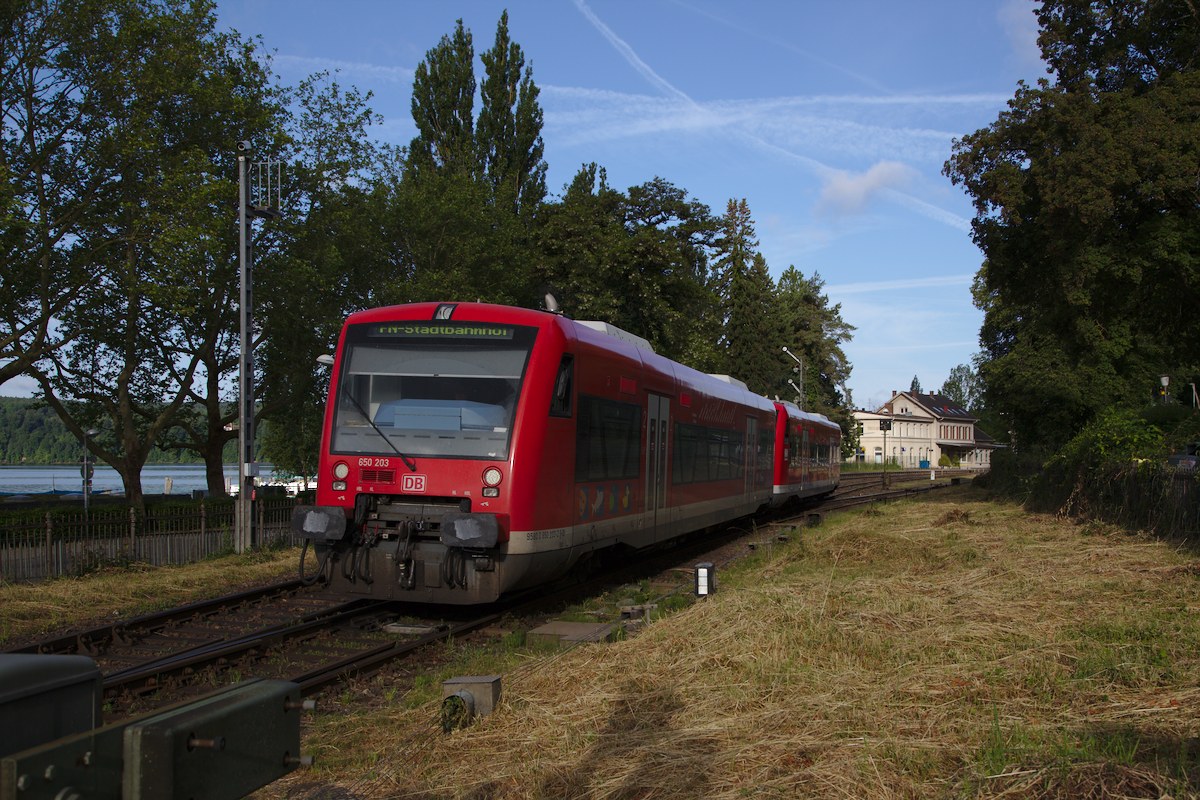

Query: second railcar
[770,401,841,506]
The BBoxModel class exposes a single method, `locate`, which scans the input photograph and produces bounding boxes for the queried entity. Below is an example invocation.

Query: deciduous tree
[945,0,1200,453]
[22,0,280,509]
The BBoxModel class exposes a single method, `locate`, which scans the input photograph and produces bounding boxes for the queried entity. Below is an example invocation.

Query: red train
[293,302,841,604]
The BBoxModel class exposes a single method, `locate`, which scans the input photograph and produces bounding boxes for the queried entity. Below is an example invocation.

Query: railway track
[4,578,326,660]
[6,473,972,720]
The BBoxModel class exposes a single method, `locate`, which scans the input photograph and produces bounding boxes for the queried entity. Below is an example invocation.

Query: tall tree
[714,199,781,394]
[388,12,548,306]
[945,0,1200,453]
[0,0,120,389]
[406,19,475,179]
[775,266,854,416]
[477,10,547,216]
[24,0,281,509]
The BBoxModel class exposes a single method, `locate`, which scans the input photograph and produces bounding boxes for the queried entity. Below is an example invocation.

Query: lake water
[0,464,267,497]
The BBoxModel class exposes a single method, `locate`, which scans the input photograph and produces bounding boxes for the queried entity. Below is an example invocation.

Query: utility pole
[235,141,282,553]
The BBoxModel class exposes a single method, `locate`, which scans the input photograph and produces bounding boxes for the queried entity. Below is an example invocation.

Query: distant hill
[0,396,207,465]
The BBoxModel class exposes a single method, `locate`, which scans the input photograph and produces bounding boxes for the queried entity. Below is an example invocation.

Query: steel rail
[101,599,392,698]
[4,578,311,656]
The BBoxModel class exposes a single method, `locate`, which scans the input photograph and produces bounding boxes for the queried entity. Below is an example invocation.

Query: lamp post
[782,347,803,409]
[1160,374,1170,404]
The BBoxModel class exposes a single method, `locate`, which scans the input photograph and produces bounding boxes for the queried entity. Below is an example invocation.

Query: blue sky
[7,1,1046,409]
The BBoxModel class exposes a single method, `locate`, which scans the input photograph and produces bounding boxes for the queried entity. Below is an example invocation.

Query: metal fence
[0,497,299,584]
[1048,463,1200,541]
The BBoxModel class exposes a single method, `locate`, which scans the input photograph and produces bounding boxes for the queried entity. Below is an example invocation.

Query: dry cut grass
[264,488,1200,798]
[228,491,1200,796]
[0,548,300,645]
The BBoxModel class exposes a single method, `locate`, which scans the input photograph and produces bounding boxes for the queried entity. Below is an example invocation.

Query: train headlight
[482,467,502,497]
[333,461,350,480]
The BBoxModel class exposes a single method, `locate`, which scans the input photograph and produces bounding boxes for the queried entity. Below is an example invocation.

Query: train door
[743,416,757,499]
[802,426,811,489]
[646,394,670,528]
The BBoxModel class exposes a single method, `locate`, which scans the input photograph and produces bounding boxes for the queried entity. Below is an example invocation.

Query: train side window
[550,355,573,417]
[672,422,744,484]
[575,395,641,482]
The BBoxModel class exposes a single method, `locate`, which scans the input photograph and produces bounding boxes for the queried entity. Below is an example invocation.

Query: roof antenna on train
[543,292,562,314]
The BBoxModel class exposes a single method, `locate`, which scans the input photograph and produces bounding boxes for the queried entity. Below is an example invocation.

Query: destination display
[365,323,515,340]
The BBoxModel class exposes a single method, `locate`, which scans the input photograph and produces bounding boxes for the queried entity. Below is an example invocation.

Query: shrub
[1032,408,1167,517]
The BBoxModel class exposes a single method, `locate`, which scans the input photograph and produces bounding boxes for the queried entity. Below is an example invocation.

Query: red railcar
[770,401,842,506]
[293,302,837,604]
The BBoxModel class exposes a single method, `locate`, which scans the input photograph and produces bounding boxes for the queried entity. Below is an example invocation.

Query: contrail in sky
[570,0,971,232]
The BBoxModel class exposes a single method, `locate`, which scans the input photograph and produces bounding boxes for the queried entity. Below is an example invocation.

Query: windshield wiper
[340,387,417,472]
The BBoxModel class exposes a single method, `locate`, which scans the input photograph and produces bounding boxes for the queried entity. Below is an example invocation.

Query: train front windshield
[332,321,537,460]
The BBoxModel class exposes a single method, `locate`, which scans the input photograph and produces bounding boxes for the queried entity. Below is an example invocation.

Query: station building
[848,391,999,470]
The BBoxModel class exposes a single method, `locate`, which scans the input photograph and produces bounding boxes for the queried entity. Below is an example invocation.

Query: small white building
[848,391,999,470]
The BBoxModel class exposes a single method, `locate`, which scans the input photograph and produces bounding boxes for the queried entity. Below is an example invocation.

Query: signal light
[333,461,350,479]
[482,467,503,487]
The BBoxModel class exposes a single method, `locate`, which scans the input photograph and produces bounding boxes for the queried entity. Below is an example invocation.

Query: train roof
[775,400,841,431]
[344,302,774,412]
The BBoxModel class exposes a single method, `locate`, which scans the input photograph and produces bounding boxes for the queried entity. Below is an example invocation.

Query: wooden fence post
[44,512,53,581]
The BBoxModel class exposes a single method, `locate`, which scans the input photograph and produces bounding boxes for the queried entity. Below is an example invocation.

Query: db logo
[401,474,427,493]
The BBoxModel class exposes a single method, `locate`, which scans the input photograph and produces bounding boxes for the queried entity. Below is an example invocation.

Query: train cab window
[331,321,537,459]
[550,355,573,417]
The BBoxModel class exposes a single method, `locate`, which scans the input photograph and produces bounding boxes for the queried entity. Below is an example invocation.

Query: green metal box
[0,655,101,759]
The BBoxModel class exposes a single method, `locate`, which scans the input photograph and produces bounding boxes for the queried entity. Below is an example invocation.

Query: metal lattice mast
[235,141,282,553]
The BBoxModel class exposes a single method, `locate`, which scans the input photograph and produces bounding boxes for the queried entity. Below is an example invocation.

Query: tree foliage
[940,364,981,412]
[776,267,853,419]
[253,75,387,480]
[715,200,780,393]
[535,167,722,362]
[8,0,282,509]
[0,0,125,387]
[945,0,1200,454]
[387,13,549,308]
[1,8,863,498]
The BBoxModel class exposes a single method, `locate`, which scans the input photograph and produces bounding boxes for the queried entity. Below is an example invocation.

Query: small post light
[695,562,715,597]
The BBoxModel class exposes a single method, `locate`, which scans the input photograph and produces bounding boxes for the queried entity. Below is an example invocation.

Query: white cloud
[818,162,916,215]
